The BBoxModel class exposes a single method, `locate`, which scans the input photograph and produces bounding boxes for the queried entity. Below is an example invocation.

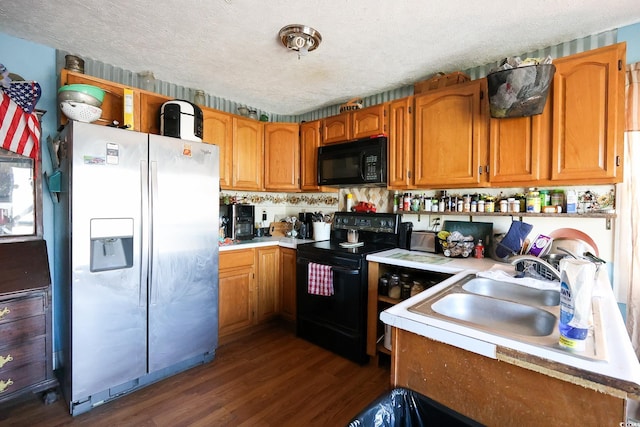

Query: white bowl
[60,101,102,123]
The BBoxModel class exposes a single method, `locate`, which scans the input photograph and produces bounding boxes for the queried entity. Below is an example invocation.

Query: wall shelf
[397,210,617,229]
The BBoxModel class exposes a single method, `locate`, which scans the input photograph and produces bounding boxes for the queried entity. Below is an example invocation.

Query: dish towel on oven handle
[308,262,334,296]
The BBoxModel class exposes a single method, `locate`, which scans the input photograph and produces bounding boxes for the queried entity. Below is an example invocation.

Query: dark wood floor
[1,322,391,426]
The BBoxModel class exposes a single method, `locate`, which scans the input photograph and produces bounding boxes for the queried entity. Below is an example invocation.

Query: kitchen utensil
[57,89,103,107]
[58,84,105,104]
[60,101,102,123]
[494,220,533,259]
[557,247,579,259]
[584,251,606,264]
[542,253,567,270]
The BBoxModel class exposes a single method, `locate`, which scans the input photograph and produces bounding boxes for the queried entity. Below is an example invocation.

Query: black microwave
[317,136,387,187]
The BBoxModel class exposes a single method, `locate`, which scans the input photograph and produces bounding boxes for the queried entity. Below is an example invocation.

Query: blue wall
[0,33,57,250]
[619,22,640,63]
[1,33,59,356]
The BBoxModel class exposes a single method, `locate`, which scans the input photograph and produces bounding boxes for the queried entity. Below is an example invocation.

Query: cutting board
[269,222,289,237]
[443,220,493,246]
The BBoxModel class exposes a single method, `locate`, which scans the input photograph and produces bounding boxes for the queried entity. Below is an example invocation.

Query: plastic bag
[347,387,483,427]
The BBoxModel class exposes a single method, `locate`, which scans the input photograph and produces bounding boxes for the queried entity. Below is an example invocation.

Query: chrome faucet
[510,254,562,281]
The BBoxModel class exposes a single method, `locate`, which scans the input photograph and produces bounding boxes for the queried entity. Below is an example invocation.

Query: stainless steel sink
[462,277,560,307]
[431,293,557,337]
[408,273,607,361]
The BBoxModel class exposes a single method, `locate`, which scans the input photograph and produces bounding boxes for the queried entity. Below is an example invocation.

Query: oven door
[296,253,369,364]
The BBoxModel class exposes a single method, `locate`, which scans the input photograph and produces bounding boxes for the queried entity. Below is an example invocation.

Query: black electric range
[296,212,409,364]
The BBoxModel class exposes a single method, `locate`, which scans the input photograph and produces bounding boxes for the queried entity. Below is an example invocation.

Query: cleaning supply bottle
[474,240,485,259]
[558,258,597,351]
[346,193,354,212]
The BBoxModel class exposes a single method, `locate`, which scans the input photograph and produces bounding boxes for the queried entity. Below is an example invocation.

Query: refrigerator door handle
[149,160,159,305]
[140,160,149,308]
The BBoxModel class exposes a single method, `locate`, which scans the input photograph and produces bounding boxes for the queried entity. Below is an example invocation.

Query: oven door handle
[330,266,360,275]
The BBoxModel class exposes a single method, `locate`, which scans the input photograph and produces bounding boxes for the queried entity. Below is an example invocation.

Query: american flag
[0,91,40,159]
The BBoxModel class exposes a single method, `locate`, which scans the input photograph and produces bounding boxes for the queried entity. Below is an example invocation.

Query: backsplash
[219,191,339,225]
[338,187,391,212]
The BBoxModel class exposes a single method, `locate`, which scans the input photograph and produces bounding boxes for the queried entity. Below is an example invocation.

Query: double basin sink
[408,274,606,361]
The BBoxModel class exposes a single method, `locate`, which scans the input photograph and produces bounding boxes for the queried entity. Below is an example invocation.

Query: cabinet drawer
[0,360,46,397]
[0,296,45,325]
[220,249,254,270]
[0,315,46,346]
[0,338,46,373]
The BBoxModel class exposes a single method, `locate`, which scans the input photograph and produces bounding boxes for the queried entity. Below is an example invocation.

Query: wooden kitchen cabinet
[279,247,297,322]
[232,117,264,190]
[322,104,388,145]
[218,249,255,340]
[219,247,284,342]
[352,103,388,139]
[392,328,626,426]
[60,69,139,130]
[387,97,414,189]
[0,241,57,405]
[202,108,233,189]
[413,79,488,188]
[255,247,280,323]
[300,120,322,191]
[264,123,300,191]
[551,43,626,184]
[139,92,171,135]
[322,114,351,144]
[488,96,551,184]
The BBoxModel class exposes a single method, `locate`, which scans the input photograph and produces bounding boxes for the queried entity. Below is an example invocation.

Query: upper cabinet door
[264,123,300,191]
[413,80,488,188]
[387,97,414,189]
[489,101,550,184]
[232,117,264,191]
[322,114,351,144]
[202,108,233,189]
[551,43,626,183]
[352,104,388,139]
[300,120,322,191]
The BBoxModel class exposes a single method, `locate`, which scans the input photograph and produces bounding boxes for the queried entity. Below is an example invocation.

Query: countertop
[368,248,640,399]
[219,236,316,251]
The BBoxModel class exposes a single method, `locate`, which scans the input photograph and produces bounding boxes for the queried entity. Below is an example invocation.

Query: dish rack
[513,255,561,281]
[439,239,474,258]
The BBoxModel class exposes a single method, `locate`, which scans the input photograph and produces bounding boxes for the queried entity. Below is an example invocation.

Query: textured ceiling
[1,1,640,115]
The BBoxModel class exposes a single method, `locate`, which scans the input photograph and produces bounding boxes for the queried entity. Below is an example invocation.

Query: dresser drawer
[0,338,46,373]
[0,296,45,324]
[0,315,46,346]
[0,360,46,397]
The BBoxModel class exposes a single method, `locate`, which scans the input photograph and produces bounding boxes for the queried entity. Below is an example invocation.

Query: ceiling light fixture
[279,24,322,59]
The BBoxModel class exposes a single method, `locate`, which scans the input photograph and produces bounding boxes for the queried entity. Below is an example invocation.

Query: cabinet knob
[0,307,9,320]
[0,379,14,393]
[0,354,13,369]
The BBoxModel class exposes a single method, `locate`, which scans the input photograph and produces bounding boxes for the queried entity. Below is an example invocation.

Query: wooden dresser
[0,240,57,405]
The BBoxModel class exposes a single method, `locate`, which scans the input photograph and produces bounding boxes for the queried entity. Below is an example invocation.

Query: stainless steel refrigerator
[53,121,219,415]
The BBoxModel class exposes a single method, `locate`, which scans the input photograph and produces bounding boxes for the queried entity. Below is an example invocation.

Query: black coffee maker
[298,212,314,239]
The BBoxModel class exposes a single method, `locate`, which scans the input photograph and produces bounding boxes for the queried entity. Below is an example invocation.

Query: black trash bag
[347,387,484,427]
